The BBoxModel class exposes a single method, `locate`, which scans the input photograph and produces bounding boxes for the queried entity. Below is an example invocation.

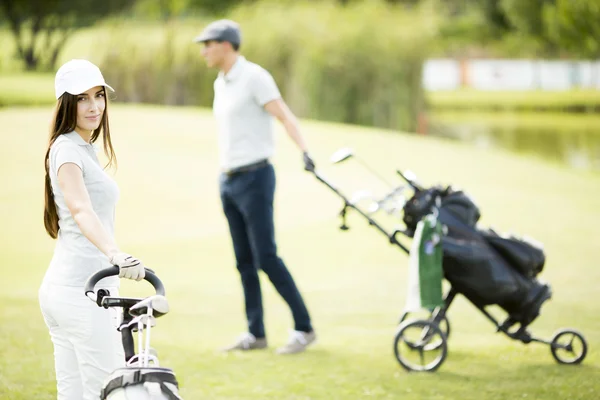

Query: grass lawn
[0,73,56,107]
[426,88,600,112]
[0,104,599,399]
[430,110,600,131]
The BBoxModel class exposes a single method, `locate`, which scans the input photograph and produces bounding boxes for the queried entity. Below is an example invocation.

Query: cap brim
[193,32,219,43]
[66,81,115,97]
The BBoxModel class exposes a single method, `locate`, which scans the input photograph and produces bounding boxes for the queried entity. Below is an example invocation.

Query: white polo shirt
[213,56,282,171]
[44,131,120,287]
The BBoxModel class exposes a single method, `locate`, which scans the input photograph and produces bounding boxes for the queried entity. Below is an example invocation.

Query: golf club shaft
[144,309,153,367]
[354,156,394,188]
[138,321,144,361]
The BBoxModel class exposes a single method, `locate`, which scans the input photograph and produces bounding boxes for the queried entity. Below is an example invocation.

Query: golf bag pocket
[482,230,545,278]
[101,367,182,400]
[441,190,480,228]
[441,236,530,307]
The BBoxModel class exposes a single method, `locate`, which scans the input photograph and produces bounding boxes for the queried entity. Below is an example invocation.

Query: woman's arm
[57,162,120,259]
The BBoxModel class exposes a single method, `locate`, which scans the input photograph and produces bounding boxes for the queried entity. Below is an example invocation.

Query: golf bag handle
[84,265,166,300]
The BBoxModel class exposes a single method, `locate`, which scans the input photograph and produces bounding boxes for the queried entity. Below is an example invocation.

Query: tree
[186,0,258,15]
[501,0,554,37]
[0,0,136,71]
[499,0,557,55]
[545,0,600,58]
[473,0,512,33]
[132,0,195,20]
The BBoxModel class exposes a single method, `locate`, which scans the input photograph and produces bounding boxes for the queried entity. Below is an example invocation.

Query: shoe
[222,332,267,352]
[276,330,317,355]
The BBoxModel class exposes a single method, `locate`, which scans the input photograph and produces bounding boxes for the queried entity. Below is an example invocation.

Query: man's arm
[264,98,308,152]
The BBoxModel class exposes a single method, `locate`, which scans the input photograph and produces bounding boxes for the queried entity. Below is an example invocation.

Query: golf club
[330,147,395,188]
[330,147,417,216]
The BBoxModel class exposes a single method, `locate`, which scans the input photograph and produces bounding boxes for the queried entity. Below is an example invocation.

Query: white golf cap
[54,59,114,99]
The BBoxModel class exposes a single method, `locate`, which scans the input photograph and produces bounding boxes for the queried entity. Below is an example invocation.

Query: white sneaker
[222,332,268,352]
[276,330,317,355]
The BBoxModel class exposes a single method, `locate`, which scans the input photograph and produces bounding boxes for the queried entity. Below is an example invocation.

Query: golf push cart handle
[84,265,166,297]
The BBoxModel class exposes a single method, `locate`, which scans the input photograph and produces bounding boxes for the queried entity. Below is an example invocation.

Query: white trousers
[39,282,125,400]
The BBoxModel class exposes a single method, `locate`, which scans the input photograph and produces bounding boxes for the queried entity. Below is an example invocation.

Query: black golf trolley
[311,147,588,372]
[85,266,183,399]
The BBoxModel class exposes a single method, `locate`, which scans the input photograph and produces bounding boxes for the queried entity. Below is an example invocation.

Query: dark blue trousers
[219,163,312,338]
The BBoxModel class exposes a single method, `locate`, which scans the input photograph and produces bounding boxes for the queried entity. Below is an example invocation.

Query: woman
[39,59,146,400]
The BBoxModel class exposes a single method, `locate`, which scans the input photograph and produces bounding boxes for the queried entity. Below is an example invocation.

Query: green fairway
[0,104,598,399]
[427,88,600,112]
[0,73,56,107]
[431,110,600,131]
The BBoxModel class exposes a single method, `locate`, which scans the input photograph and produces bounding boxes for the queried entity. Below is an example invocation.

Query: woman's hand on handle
[84,265,165,301]
[109,252,146,281]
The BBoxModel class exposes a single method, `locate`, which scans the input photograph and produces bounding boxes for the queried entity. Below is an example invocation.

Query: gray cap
[193,19,241,46]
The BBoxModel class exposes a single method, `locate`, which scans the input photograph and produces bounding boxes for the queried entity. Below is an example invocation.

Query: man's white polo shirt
[213,56,282,171]
[44,131,120,287]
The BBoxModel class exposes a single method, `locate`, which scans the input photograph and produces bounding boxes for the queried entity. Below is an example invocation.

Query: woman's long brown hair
[43,88,117,239]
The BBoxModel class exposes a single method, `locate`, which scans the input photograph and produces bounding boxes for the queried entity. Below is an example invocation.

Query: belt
[224,159,269,177]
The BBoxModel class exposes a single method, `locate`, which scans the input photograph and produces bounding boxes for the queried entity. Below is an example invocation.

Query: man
[194,19,317,354]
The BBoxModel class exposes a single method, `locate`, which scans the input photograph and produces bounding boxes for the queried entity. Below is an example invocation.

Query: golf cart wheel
[400,309,451,341]
[393,319,448,372]
[550,329,587,365]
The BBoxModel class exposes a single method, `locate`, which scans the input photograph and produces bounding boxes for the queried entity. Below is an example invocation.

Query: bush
[97,20,216,106]
[96,0,437,132]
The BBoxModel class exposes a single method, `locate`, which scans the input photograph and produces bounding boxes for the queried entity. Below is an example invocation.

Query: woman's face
[75,86,105,136]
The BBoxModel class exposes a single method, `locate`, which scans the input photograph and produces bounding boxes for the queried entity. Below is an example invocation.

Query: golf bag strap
[101,370,181,400]
[144,374,182,400]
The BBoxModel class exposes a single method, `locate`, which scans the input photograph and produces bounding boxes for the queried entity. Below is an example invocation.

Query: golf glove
[110,252,146,281]
[303,151,316,172]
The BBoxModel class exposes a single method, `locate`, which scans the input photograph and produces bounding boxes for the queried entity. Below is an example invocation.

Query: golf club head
[126,315,157,332]
[367,202,380,214]
[130,295,170,318]
[331,148,396,188]
[403,170,417,182]
[349,190,374,204]
[397,169,422,190]
[330,147,353,164]
[125,348,160,368]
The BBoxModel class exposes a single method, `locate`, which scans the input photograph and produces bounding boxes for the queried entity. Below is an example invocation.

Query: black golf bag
[402,185,550,327]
